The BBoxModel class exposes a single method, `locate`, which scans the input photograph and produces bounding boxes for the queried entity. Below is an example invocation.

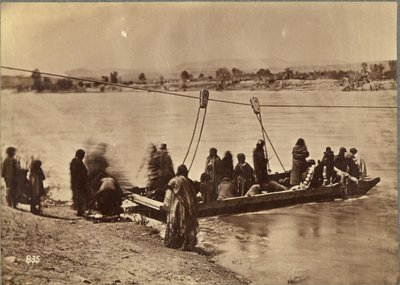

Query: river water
[1,89,398,283]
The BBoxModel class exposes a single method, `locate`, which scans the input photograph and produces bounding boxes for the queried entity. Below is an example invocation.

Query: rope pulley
[199,89,209,109]
[251,97,286,172]
[182,90,209,172]
[250,97,261,114]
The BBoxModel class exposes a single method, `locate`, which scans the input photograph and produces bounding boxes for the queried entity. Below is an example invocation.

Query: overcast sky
[1,2,397,74]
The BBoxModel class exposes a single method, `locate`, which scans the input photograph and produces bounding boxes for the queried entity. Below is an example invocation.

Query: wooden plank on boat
[129,193,163,211]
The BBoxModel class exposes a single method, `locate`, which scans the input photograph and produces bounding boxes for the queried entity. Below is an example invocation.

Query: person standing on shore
[70,149,88,216]
[2,147,19,208]
[163,165,198,251]
[29,160,45,215]
[290,138,310,186]
[158,143,175,188]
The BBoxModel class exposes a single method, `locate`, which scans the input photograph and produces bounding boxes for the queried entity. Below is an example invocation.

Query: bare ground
[1,201,248,285]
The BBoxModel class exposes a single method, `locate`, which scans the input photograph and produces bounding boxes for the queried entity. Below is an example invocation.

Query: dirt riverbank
[1,200,248,285]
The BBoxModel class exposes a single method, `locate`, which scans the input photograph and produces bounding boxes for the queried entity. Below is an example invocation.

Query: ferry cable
[182,106,201,165]
[188,107,207,172]
[1,66,397,110]
[256,114,286,172]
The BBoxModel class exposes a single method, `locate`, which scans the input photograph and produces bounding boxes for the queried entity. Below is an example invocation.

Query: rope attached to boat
[188,107,207,172]
[256,113,286,172]
[182,106,201,165]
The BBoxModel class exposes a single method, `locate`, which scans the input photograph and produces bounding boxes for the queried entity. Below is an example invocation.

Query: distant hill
[65,58,395,81]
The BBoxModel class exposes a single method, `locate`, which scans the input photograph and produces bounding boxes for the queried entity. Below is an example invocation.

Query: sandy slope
[1,201,247,285]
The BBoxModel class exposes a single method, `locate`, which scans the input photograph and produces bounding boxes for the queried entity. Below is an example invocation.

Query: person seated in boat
[245,184,262,196]
[349,148,367,179]
[205,147,222,191]
[199,172,216,203]
[290,138,310,186]
[346,152,360,181]
[334,147,348,172]
[233,153,255,196]
[217,177,236,200]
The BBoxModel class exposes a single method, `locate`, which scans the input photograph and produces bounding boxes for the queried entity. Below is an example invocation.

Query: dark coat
[70,157,88,195]
[290,145,309,185]
[2,157,18,188]
[334,154,347,172]
[253,148,267,184]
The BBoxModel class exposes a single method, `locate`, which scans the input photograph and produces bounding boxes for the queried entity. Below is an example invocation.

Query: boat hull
[125,176,380,219]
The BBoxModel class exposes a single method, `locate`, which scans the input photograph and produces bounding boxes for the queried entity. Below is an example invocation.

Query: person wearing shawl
[334,147,348,172]
[205,147,222,192]
[290,138,310,186]
[221,151,234,180]
[233,153,255,196]
[29,160,46,215]
[163,165,198,251]
[253,140,267,184]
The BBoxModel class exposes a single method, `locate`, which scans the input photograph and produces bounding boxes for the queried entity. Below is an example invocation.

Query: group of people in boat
[289,138,367,192]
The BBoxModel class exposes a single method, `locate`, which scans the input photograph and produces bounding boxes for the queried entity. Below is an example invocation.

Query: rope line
[188,107,207,172]
[182,106,201,165]
[256,114,286,172]
[1,66,396,109]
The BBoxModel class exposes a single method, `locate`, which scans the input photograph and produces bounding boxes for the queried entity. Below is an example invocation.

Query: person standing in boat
[221,151,234,180]
[163,164,198,251]
[253,140,267,184]
[321,147,335,185]
[205,147,222,191]
[70,149,89,216]
[158,143,175,188]
[233,153,255,196]
[29,160,46,215]
[334,147,348,172]
[349,148,367,179]
[199,173,216,203]
[290,138,310,186]
[2,147,19,208]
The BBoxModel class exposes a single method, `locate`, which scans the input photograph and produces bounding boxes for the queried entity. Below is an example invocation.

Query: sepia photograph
[1,2,398,284]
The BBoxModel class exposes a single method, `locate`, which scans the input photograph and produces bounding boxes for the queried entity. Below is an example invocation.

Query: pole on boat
[250,97,271,172]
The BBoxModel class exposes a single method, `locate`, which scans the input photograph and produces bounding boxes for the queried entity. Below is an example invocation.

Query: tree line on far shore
[5,60,397,92]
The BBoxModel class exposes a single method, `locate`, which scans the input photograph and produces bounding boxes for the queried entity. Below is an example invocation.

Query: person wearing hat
[345,152,360,180]
[334,147,348,172]
[233,153,255,196]
[70,149,89,216]
[290,138,310,186]
[2,147,19,208]
[158,143,175,188]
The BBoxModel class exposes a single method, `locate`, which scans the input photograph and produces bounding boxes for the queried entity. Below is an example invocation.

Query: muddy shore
[1,199,248,285]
